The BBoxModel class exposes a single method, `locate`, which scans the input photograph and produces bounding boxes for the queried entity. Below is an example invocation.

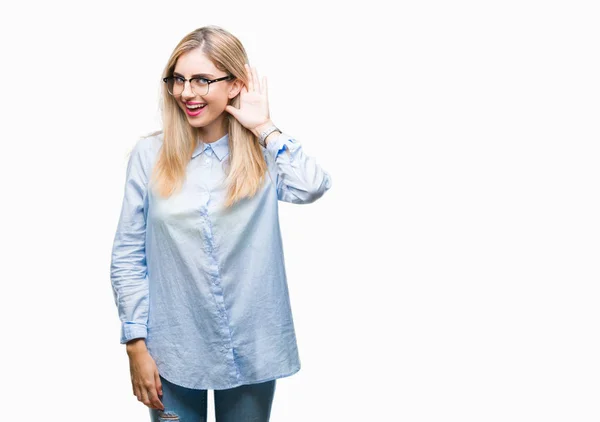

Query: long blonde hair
[145,25,267,208]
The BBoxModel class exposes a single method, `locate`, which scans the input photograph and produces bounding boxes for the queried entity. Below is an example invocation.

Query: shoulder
[131,130,163,162]
[126,131,163,179]
[137,130,163,154]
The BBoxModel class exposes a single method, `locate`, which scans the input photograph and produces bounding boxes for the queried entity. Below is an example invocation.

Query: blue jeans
[149,375,276,422]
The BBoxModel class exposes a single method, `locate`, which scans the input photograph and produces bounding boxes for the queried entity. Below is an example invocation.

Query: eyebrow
[173,71,215,78]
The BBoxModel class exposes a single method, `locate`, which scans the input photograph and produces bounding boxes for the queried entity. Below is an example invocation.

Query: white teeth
[187,104,206,109]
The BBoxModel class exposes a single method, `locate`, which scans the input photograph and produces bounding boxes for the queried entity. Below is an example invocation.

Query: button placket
[204,146,213,165]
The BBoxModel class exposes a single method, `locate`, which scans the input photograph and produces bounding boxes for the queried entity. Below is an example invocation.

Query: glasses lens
[191,78,209,96]
[166,78,182,96]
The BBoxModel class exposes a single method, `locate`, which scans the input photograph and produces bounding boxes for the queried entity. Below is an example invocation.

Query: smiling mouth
[186,103,206,109]
[185,104,207,116]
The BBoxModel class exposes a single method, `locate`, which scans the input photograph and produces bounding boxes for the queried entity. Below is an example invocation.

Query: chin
[187,120,208,129]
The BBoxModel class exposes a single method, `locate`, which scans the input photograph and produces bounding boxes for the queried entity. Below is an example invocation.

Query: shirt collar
[192,133,229,161]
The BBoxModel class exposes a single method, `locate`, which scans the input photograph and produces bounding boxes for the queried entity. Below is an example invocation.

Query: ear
[228,78,244,99]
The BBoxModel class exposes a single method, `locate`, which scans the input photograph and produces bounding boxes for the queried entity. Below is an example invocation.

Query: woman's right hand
[126,339,164,410]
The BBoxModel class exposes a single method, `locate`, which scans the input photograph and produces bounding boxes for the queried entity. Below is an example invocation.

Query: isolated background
[1,0,599,420]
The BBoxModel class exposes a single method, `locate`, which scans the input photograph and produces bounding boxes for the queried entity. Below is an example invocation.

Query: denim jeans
[149,375,276,421]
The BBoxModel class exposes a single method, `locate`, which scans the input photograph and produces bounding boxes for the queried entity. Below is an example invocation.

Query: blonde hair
[145,25,267,208]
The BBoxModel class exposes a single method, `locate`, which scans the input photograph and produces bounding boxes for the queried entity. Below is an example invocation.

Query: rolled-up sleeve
[266,132,332,204]
[110,139,150,344]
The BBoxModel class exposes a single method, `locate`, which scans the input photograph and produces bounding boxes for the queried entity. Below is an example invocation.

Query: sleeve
[265,132,332,204]
[110,138,150,344]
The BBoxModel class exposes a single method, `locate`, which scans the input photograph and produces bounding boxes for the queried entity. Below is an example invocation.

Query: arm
[255,120,333,204]
[110,138,150,345]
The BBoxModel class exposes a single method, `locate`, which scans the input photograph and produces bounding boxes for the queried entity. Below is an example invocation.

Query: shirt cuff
[120,322,148,344]
[265,132,300,160]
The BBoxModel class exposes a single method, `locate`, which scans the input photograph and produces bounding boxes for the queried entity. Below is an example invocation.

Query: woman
[110,25,332,421]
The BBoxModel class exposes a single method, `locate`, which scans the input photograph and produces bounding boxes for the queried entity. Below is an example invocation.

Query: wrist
[264,129,281,146]
[252,120,274,138]
[126,338,147,355]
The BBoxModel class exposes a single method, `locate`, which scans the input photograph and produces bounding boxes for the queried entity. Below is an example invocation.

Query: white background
[1,0,599,420]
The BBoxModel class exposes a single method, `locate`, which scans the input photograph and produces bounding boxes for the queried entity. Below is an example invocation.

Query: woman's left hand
[225,64,273,135]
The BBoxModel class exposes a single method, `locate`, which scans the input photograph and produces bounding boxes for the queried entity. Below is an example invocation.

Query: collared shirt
[110,131,332,389]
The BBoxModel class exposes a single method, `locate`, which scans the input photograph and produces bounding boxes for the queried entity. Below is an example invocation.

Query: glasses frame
[162,74,235,96]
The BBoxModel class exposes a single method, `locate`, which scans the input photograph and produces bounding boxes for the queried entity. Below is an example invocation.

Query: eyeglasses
[162,75,234,96]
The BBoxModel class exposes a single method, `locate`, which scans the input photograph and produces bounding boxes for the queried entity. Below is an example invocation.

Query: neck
[197,116,228,144]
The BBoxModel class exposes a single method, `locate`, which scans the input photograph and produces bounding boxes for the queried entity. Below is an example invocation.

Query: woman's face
[172,48,242,132]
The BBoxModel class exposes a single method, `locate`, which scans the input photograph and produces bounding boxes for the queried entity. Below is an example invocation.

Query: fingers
[253,66,260,92]
[133,382,140,401]
[140,384,150,407]
[245,63,264,94]
[136,382,163,410]
[224,104,242,120]
[155,370,163,397]
[133,377,163,409]
[262,76,267,97]
[147,386,164,410]
[245,64,253,91]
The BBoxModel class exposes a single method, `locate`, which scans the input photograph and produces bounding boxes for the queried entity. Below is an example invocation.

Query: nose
[181,80,195,99]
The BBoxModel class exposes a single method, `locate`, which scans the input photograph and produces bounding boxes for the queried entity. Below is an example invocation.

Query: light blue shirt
[110,131,332,389]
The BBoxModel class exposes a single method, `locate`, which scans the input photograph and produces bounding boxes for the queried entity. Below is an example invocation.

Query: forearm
[266,132,332,204]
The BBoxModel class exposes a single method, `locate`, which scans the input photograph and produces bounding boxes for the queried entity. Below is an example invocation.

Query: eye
[193,78,209,85]
[174,76,185,84]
